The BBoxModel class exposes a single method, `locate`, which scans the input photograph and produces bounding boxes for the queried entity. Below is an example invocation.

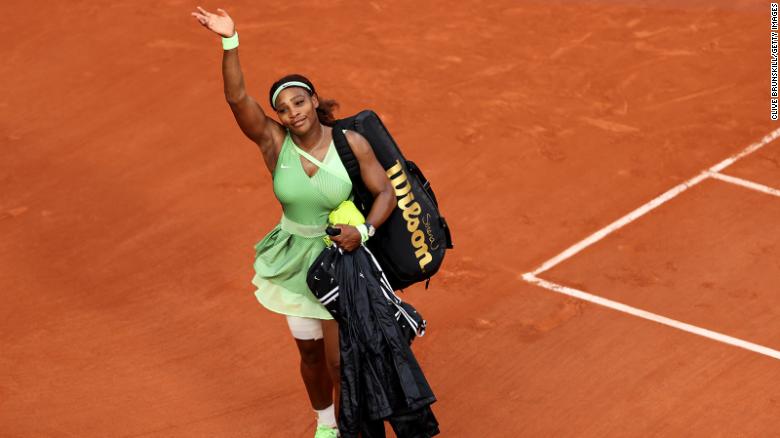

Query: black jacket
[308,245,440,438]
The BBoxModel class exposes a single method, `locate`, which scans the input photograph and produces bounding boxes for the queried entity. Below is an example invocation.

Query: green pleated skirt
[251,217,333,320]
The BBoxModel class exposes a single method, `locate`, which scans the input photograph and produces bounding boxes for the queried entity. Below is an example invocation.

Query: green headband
[271,81,313,109]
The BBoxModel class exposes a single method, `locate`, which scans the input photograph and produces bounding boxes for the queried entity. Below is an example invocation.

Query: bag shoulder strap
[332,125,374,212]
[332,127,361,182]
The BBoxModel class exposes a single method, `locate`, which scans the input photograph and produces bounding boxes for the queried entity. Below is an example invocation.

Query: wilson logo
[386,160,433,271]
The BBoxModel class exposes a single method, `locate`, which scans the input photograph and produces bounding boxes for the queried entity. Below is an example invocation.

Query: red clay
[2,1,777,436]
[725,146,780,188]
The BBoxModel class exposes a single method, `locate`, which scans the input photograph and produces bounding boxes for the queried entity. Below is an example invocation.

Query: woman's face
[274,87,319,134]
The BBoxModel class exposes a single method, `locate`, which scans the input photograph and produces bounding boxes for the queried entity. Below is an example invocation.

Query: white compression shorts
[286,315,324,340]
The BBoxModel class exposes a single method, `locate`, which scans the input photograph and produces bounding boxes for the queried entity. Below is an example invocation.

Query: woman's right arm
[222,48,283,171]
[192,7,283,172]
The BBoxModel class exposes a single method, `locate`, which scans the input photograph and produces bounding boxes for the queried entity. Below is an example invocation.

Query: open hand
[330,224,362,252]
[191,6,235,38]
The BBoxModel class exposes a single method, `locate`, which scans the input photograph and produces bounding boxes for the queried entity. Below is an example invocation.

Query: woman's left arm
[330,130,395,251]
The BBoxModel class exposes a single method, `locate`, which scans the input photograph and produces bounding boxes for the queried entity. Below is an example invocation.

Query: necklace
[298,125,326,154]
[295,126,330,178]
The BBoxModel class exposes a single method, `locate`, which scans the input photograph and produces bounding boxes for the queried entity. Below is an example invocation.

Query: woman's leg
[322,319,340,417]
[288,316,333,410]
[293,337,333,409]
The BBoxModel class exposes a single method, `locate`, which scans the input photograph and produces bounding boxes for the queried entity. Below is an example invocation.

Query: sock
[315,404,337,428]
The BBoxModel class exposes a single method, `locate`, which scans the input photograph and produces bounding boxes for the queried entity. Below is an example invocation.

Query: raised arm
[192,7,284,173]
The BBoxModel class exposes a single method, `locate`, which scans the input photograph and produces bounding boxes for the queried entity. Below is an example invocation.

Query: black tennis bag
[332,110,453,290]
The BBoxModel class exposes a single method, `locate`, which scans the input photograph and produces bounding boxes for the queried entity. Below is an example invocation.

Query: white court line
[530,172,708,276]
[530,127,780,276]
[523,274,780,360]
[707,171,780,198]
[521,128,780,360]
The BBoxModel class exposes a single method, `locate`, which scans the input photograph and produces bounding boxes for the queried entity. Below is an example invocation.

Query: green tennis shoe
[314,425,339,438]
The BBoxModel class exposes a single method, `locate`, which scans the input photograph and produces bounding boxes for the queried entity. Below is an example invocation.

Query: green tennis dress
[251,130,352,320]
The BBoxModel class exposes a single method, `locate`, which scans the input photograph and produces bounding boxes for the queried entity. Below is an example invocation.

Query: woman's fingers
[196,6,211,17]
[192,16,208,27]
[216,8,229,17]
[329,225,361,251]
[330,232,346,248]
[191,12,207,23]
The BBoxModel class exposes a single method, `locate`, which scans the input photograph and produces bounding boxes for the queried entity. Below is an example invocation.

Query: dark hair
[268,74,339,127]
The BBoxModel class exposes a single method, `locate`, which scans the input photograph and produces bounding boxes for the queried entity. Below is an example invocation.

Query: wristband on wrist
[355,224,369,243]
[222,31,239,50]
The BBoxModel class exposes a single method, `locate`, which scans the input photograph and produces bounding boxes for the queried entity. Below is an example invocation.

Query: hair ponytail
[316,99,339,127]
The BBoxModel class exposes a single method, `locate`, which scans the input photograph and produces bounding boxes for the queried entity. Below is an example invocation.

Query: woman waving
[192,7,395,438]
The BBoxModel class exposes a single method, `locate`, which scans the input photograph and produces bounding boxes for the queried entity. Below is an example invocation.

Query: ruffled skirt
[252,224,333,320]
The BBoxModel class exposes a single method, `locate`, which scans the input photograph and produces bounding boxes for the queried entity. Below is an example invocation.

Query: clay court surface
[2,0,778,436]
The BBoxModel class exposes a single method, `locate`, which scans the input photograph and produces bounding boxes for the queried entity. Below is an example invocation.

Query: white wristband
[355,224,369,243]
[222,31,239,50]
